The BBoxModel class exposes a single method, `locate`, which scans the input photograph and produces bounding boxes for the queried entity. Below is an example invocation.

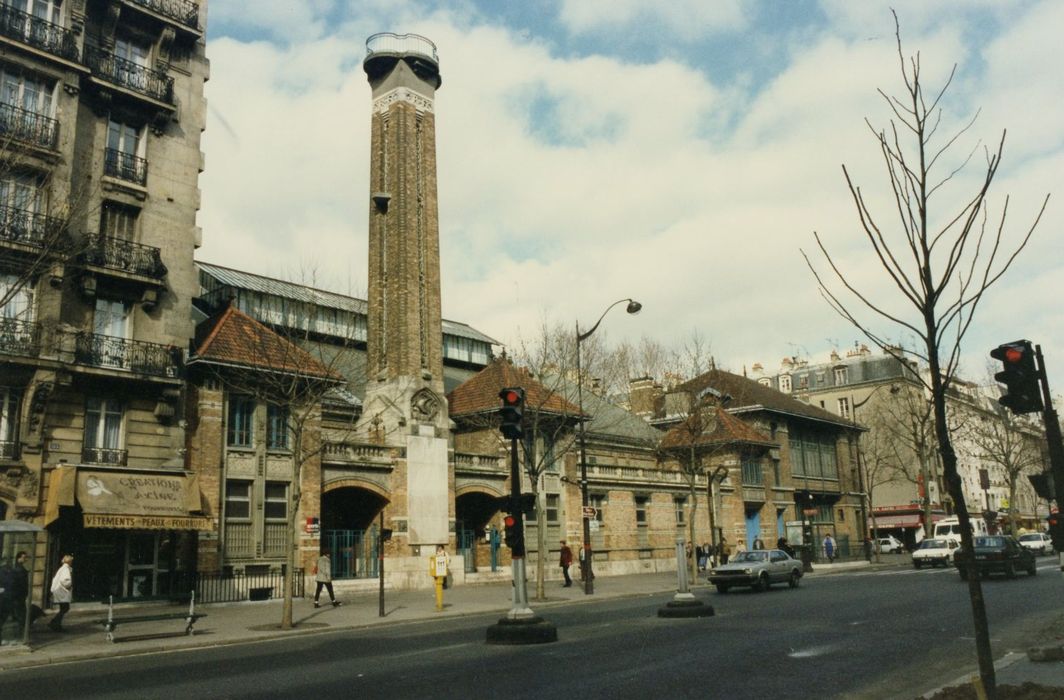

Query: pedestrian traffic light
[499,387,525,439]
[990,340,1043,414]
[1047,513,1064,552]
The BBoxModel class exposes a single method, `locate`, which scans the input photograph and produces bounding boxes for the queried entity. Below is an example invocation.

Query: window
[0,67,54,116]
[266,404,288,450]
[589,494,605,523]
[790,428,839,479]
[837,397,851,420]
[107,119,141,158]
[0,387,19,454]
[779,375,792,393]
[542,434,558,472]
[85,397,122,449]
[227,395,254,447]
[834,367,848,385]
[0,272,33,321]
[264,482,288,520]
[100,202,138,240]
[93,298,129,338]
[5,0,60,22]
[817,504,833,523]
[114,37,150,68]
[635,496,649,525]
[674,497,686,525]
[545,494,559,523]
[838,509,845,522]
[741,454,762,485]
[225,480,251,520]
[106,119,145,184]
[0,173,41,216]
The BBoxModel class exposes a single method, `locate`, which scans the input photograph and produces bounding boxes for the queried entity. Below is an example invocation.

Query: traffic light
[1029,472,1055,501]
[990,340,1044,414]
[1047,513,1064,552]
[502,513,524,554]
[499,387,525,439]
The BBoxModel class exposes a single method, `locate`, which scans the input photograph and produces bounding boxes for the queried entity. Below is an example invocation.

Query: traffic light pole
[507,435,533,619]
[1034,345,1064,564]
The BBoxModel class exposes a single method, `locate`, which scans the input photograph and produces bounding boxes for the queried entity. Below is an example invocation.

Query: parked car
[708,549,803,593]
[912,538,958,568]
[1018,532,1053,556]
[954,535,1037,579]
[876,535,904,553]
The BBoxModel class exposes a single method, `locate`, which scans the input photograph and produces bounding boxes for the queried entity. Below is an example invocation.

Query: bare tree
[803,12,1048,693]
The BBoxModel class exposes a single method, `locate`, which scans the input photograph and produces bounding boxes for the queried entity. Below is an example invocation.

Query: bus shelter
[0,520,46,648]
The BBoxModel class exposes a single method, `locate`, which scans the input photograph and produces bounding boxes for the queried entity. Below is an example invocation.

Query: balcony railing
[128,0,200,30]
[82,446,128,466]
[84,46,174,103]
[0,439,19,460]
[73,332,181,378]
[104,148,148,186]
[0,204,65,248]
[0,317,41,357]
[0,5,79,62]
[0,102,59,149]
[80,234,167,279]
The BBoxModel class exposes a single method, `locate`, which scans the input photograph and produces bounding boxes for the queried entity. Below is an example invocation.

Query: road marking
[787,644,840,658]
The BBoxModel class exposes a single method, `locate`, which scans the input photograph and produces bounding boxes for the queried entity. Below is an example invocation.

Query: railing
[0,440,18,460]
[366,32,438,63]
[103,148,148,186]
[82,446,128,466]
[128,0,200,30]
[73,332,181,378]
[0,4,79,61]
[0,205,65,248]
[454,452,503,470]
[0,317,41,357]
[322,441,393,465]
[84,46,174,103]
[80,234,167,279]
[0,101,59,149]
[165,568,304,604]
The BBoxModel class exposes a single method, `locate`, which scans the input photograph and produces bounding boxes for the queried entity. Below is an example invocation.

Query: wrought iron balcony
[104,148,148,186]
[84,46,174,104]
[0,4,79,62]
[0,317,41,357]
[82,446,128,466]
[128,0,200,31]
[80,234,167,279]
[74,332,181,378]
[0,440,18,460]
[0,102,59,150]
[0,204,66,249]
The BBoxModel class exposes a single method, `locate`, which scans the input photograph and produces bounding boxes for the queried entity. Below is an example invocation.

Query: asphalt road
[4,558,1062,700]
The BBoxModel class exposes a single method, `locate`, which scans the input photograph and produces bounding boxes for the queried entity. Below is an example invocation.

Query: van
[933,516,987,544]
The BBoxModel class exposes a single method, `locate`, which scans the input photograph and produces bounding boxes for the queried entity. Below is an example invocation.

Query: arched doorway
[321,483,388,579]
[455,490,504,572]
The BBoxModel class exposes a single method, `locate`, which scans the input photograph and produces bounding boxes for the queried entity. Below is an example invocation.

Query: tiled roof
[677,369,857,430]
[447,357,582,418]
[660,406,774,450]
[191,303,339,379]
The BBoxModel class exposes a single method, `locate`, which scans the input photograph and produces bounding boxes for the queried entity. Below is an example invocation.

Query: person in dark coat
[777,537,796,558]
[559,540,573,587]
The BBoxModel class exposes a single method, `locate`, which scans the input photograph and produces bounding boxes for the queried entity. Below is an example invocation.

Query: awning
[869,514,922,528]
[76,469,212,531]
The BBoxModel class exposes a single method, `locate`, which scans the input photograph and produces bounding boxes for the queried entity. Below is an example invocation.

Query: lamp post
[851,383,899,563]
[576,298,641,595]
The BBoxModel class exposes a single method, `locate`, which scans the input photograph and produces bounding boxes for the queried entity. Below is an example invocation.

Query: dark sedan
[954,535,1037,580]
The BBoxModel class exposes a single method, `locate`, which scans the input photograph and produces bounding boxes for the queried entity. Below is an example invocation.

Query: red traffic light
[503,515,516,527]
[501,389,521,405]
[1004,347,1024,363]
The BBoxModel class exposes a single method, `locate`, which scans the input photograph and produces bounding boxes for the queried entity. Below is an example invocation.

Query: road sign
[582,506,597,518]
[589,520,600,532]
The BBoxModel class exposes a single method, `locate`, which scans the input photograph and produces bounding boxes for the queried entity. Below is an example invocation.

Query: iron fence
[0,5,79,61]
[80,234,167,278]
[0,205,65,248]
[85,46,174,103]
[81,446,128,466]
[103,148,149,186]
[73,332,181,377]
[0,317,41,358]
[168,568,305,604]
[0,102,59,149]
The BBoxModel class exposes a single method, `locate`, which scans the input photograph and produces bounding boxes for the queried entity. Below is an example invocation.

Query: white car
[876,535,904,553]
[912,538,958,568]
[1018,532,1053,556]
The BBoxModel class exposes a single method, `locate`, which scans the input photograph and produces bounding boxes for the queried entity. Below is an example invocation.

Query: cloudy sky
[198,0,1062,384]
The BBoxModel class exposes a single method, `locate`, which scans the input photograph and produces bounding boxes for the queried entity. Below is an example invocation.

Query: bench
[97,591,206,643]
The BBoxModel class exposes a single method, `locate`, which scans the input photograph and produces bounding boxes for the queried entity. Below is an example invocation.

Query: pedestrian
[685,541,693,564]
[823,533,837,563]
[736,539,747,555]
[49,554,73,632]
[720,536,731,565]
[313,551,341,608]
[753,536,765,550]
[696,543,707,572]
[777,536,795,558]
[559,540,573,587]
[430,544,450,611]
[0,555,14,637]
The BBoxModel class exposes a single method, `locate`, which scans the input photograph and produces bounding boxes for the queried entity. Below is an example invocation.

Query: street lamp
[851,383,899,562]
[576,298,641,595]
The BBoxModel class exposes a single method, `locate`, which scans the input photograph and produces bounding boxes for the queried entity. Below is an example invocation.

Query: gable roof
[447,357,582,418]
[190,303,338,379]
[660,406,775,451]
[677,369,857,430]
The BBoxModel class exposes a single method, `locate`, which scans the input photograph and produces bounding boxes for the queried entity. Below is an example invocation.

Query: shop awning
[869,514,922,528]
[75,469,212,531]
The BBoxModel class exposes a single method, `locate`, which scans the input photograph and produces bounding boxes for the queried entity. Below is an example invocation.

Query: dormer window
[779,374,792,393]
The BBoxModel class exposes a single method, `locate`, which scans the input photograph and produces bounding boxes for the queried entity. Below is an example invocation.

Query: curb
[919,651,1027,698]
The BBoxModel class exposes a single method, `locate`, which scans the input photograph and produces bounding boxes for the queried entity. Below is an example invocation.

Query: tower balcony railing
[365,33,438,62]
[0,102,59,150]
[73,331,181,378]
[0,317,42,358]
[80,234,167,279]
[84,46,174,104]
[128,0,200,30]
[0,4,79,62]
[104,148,148,186]
[82,446,128,466]
[0,204,65,249]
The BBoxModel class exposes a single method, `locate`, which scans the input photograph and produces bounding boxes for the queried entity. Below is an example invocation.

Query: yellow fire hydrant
[429,545,450,612]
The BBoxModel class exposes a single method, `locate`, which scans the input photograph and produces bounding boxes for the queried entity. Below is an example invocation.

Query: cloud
[558,0,748,40]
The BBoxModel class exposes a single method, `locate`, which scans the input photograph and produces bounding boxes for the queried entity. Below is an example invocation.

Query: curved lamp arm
[577,298,642,343]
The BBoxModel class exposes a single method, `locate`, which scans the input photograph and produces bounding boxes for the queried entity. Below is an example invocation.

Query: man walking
[559,540,573,587]
[823,533,837,563]
[314,551,341,608]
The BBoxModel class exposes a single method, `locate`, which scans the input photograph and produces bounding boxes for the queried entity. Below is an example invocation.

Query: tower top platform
[364,33,441,89]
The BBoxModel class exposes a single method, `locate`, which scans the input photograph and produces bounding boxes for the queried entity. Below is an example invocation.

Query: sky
[198,0,1063,386]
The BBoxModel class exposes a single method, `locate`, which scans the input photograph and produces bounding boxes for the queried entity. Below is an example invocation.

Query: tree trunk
[535,484,546,600]
[689,480,698,581]
[281,430,302,630]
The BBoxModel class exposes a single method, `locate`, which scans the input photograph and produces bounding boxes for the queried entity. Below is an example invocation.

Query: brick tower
[360,34,450,546]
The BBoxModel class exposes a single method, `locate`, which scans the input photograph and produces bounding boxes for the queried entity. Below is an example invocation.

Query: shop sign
[83,513,213,530]
[77,471,192,517]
